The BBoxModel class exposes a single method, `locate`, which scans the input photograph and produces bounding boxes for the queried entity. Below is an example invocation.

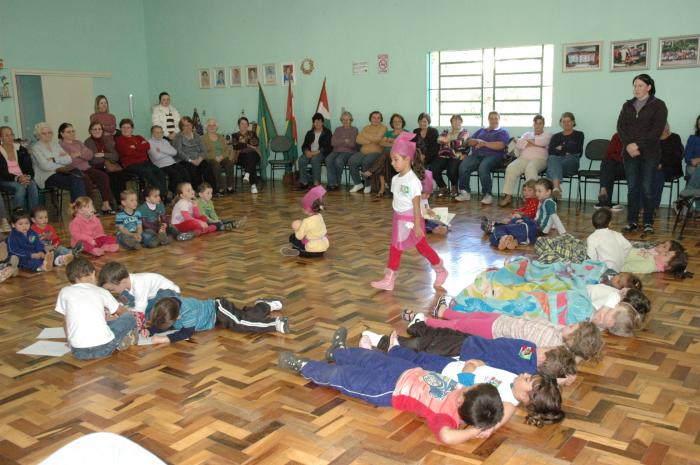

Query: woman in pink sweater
[69,196,119,256]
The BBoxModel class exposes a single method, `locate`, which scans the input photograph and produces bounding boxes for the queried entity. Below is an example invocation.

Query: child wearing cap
[281,185,329,258]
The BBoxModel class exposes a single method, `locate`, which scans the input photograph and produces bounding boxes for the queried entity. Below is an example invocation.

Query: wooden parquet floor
[1,185,699,465]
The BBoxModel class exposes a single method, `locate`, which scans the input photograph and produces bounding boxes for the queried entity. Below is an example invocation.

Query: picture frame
[213,67,226,88]
[562,42,602,72]
[230,66,242,87]
[198,68,211,89]
[658,35,700,69]
[263,63,277,86]
[281,62,295,85]
[611,39,650,72]
[245,65,259,87]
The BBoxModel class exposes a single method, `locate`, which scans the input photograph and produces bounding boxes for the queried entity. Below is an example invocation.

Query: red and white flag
[316,78,331,129]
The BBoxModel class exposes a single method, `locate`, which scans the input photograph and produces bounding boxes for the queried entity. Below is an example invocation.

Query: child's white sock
[361,330,383,347]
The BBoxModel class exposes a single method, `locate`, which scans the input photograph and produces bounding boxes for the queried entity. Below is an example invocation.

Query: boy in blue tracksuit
[7,209,71,271]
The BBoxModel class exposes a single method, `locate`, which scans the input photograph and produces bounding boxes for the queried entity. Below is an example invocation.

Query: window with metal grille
[428,45,554,128]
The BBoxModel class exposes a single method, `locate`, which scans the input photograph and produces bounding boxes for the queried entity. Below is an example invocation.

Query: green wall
[0,0,151,136]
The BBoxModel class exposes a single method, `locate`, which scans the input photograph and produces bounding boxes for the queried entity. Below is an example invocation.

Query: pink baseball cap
[301,185,327,213]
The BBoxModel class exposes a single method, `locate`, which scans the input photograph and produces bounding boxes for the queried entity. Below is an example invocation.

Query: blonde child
[69,196,119,257]
[281,185,329,257]
[136,186,186,244]
[30,205,84,258]
[116,189,155,249]
[420,170,448,235]
[534,178,566,234]
[371,132,448,291]
[170,182,216,235]
[195,182,241,231]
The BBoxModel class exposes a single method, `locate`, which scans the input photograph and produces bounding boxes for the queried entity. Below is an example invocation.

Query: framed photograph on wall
[611,39,650,71]
[246,65,259,87]
[230,66,242,87]
[281,62,295,85]
[658,35,700,69]
[213,67,226,88]
[562,42,602,72]
[263,63,277,85]
[199,68,211,89]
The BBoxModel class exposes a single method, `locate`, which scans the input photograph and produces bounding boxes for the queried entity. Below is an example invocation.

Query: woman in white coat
[151,92,181,139]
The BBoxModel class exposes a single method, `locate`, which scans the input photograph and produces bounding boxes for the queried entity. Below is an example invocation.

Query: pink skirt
[391,210,424,251]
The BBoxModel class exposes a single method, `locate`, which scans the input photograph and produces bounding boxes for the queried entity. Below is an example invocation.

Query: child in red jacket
[30,205,84,258]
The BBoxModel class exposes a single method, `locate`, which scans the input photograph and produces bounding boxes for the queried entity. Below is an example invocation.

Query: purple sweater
[331,127,359,153]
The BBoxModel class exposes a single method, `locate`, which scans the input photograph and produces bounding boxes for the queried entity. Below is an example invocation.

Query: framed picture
[213,67,226,88]
[263,63,277,86]
[658,35,700,69]
[562,42,602,72]
[611,39,650,71]
[230,66,242,87]
[199,68,211,89]
[281,62,295,85]
[246,65,259,87]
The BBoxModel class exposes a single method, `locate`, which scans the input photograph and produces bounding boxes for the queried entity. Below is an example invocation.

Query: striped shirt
[491,315,563,347]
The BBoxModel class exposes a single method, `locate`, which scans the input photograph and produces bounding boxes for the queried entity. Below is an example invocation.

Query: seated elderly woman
[499,115,552,207]
[114,118,168,198]
[546,112,584,200]
[30,122,86,202]
[456,111,510,204]
[0,126,40,211]
[202,118,236,194]
[325,111,358,191]
[433,114,469,197]
[363,113,406,196]
[84,121,132,199]
[173,116,218,194]
[299,113,332,189]
[59,122,116,214]
[147,125,189,196]
[348,111,387,193]
[231,116,261,194]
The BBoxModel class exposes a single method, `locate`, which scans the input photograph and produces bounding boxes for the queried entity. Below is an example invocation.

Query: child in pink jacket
[69,196,119,256]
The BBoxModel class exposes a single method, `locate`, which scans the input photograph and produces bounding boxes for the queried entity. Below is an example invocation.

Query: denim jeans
[347,152,380,185]
[624,155,658,225]
[0,180,40,211]
[298,153,324,184]
[457,153,504,194]
[45,171,87,202]
[325,152,353,187]
[682,165,700,210]
[70,312,136,360]
[546,153,581,182]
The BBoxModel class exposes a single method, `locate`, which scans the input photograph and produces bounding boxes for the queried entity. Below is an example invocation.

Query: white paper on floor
[138,330,177,346]
[18,340,70,357]
[37,327,66,339]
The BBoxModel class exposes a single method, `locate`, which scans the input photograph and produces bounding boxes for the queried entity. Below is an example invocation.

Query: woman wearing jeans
[546,112,584,200]
[617,73,668,234]
[0,126,40,211]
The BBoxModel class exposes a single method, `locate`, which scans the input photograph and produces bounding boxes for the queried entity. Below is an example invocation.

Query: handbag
[104,159,123,172]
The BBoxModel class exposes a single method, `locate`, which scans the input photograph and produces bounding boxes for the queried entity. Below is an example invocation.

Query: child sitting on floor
[281,185,329,257]
[98,261,180,330]
[0,235,19,282]
[195,182,243,231]
[170,182,216,236]
[116,190,152,249]
[534,178,566,234]
[420,170,449,235]
[69,196,119,257]
[145,295,289,344]
[56,258,137,360]
[31,205,83,259]
[136,186,185,244]
[512,179,539,219]
[8,208,73,271]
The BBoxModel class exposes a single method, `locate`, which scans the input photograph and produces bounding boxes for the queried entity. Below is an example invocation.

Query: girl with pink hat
[281,185,329,257]
[371,133,448,291]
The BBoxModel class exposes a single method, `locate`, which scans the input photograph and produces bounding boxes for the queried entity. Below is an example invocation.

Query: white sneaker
[275,317,289,334]
[363,185,372,194]
[455,190,471,202]
[256,298,283,311]
[611,204,624,211]
[481,194,493,205]
[349,183,364,193]
[243,172,250,183]
[251,184,258,194]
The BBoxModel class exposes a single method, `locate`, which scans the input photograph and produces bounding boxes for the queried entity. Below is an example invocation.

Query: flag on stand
[256,83,277,179]
[284,81,298,162]
[315,77,331,130]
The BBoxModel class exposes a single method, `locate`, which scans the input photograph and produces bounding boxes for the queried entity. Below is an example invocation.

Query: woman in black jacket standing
[299,113,332,188]
[616,73,668,234]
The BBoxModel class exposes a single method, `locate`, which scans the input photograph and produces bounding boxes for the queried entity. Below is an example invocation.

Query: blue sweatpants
[489,217,538,247]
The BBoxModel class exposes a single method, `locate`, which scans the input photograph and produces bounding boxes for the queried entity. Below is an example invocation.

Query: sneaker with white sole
[117,328,138,350]
[363,185,372,194]
[278,351,308,372]
[275,317,289,334]
[611,204,624,211]
[481,194,493,205]
[176,232,195,241]
[349,183,364,193]
[243,172,250,183]
[455,190,471,202]
[256,299,283,311]
[251,184,258,194]
[280,246,300,257]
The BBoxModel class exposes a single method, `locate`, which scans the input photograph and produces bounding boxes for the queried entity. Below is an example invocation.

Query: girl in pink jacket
[69,197,119,256]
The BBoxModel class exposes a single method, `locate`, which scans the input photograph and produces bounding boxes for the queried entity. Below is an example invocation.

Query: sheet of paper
[431,208,455,226]
[138,330,178,346]
[18,341,70,357]
[37,327,66,339]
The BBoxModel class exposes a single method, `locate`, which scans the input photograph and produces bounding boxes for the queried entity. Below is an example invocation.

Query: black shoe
[623,223,638,232]
[326,185,338,191]
[278,351,309,373]
[325,327,348,362]
[480,216,494,234]
[72,241,84,258]
[298,183,309,190]
[598,192,609,205]
[214,192,224,198]
[643,224,654,234]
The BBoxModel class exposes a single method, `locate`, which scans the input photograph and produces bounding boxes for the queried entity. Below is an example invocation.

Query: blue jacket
[8,228,46,270]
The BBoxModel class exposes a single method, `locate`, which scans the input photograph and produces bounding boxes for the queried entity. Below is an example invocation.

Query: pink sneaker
[103,243,120,253]
[90,247,105,257]
[433,260,448,288]
[371,268,397,291]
